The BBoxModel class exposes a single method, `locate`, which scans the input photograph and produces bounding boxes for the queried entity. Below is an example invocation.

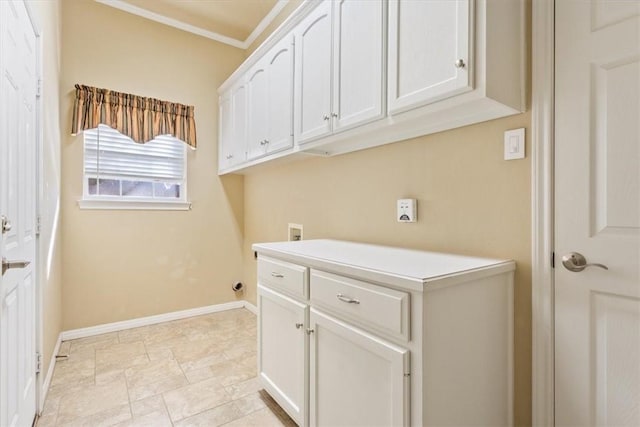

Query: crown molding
[95,0,290,50]
[244,0,289,48]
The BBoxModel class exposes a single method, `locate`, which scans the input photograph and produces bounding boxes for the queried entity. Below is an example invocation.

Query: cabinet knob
[323,115,330,121]
[306,328,315,335]
[295,323,304,329]
[455,59,466,68]
[331,112,338,118]
[226,154,233,160]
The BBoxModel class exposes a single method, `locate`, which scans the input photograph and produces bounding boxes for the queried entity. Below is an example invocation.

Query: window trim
[77,199,191,211]
[80,126,191,210]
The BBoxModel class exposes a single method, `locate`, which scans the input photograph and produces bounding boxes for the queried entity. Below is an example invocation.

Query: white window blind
[83,124,187,201]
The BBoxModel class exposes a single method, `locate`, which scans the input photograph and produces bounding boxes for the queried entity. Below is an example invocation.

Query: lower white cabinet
[258,285,308,425]
[309,308,409,426]
[254,239,515,426]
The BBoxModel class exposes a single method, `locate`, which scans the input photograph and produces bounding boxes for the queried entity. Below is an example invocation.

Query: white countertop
[252,239,515,291]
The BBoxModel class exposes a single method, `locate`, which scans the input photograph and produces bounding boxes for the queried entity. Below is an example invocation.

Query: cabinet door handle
[271,272,284,278]
[323,115,330,121]
[455,58,466,68]
[306,328,314,335]
[336,293,360,304]
[331,112,338,118]
[295,323,304,329]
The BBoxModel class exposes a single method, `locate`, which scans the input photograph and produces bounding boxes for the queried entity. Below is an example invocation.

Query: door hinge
[551,251,555,269]
[35,215,41,236]
[36,352,42,375]
[36,78,42,98]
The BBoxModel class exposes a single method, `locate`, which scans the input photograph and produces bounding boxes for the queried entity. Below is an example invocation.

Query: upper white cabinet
[247,62,268,159]
[295,0,386,145]
[388,0,471,114]
[266,36,295,154]
[218,91,235,170]
[294,2,333,143]
[218,82,247,171]
[332,0,385,132]
[247,36,295,160]
[217,0,525,174]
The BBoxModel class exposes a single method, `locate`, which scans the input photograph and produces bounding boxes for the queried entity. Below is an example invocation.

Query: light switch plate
[397,199,417,223]
[504,128,525,160]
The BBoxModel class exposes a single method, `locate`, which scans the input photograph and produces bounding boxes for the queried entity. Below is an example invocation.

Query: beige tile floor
[36,309,296,427]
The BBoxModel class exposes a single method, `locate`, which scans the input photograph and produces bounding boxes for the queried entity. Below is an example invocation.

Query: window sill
[78,199,192,211]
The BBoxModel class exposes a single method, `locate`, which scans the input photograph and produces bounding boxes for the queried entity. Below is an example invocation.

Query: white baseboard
[40,333,62,412]
[61,300,250,341]
[243,301,258,315]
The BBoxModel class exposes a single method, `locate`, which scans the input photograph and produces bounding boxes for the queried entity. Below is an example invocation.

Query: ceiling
[97,0,286,48]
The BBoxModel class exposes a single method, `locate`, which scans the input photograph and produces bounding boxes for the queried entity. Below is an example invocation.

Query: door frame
[531,0,555,425]
[20,0,45,416]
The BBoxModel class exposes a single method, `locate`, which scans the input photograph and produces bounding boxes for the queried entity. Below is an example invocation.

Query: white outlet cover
[397,199,417,223]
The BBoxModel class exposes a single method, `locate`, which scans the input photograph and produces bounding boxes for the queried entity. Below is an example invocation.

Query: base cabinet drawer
[309,308,410,426]
[311,270,410,341]
[258,256,308,298]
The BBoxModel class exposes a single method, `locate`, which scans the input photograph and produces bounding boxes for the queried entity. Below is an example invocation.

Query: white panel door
[247,63,269,160]
[230,81,248,164]
[258,286,308,426]
[387,0,471,115]
[266,36,294,154]
[0,0,38,426]
[332,0,385,132]
[309,308,409,427]
[294,1,333,144]
[555,1,640,426]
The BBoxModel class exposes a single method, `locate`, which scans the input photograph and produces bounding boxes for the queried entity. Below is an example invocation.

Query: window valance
[71,84,197,148]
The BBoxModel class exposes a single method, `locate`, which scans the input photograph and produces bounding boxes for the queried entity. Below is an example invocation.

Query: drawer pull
[271,272,284,278]
[336,293,360,304]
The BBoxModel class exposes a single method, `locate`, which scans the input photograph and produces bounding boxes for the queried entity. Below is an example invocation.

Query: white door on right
[555,1,640,426]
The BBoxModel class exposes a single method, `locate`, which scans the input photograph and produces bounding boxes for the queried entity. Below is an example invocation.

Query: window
[81,124,190,210]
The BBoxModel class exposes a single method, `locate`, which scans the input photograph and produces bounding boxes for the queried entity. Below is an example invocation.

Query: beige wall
[60,0,245,330]
[27,0,64,389]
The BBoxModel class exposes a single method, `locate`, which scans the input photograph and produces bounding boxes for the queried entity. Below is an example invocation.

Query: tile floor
[36,309,296,427]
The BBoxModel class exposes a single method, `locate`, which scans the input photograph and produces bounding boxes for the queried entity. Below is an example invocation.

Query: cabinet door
[388,0,471,114]
[294,1,333,144]
[258,286,308,426]
[231,81,248,163]
[309,308,410,426]
[266,36,294,154]
[218,91,235,171]
[332,0,385,132]
[247,63,269,160]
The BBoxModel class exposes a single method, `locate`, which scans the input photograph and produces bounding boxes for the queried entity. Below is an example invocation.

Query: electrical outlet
[397,199,417,223]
